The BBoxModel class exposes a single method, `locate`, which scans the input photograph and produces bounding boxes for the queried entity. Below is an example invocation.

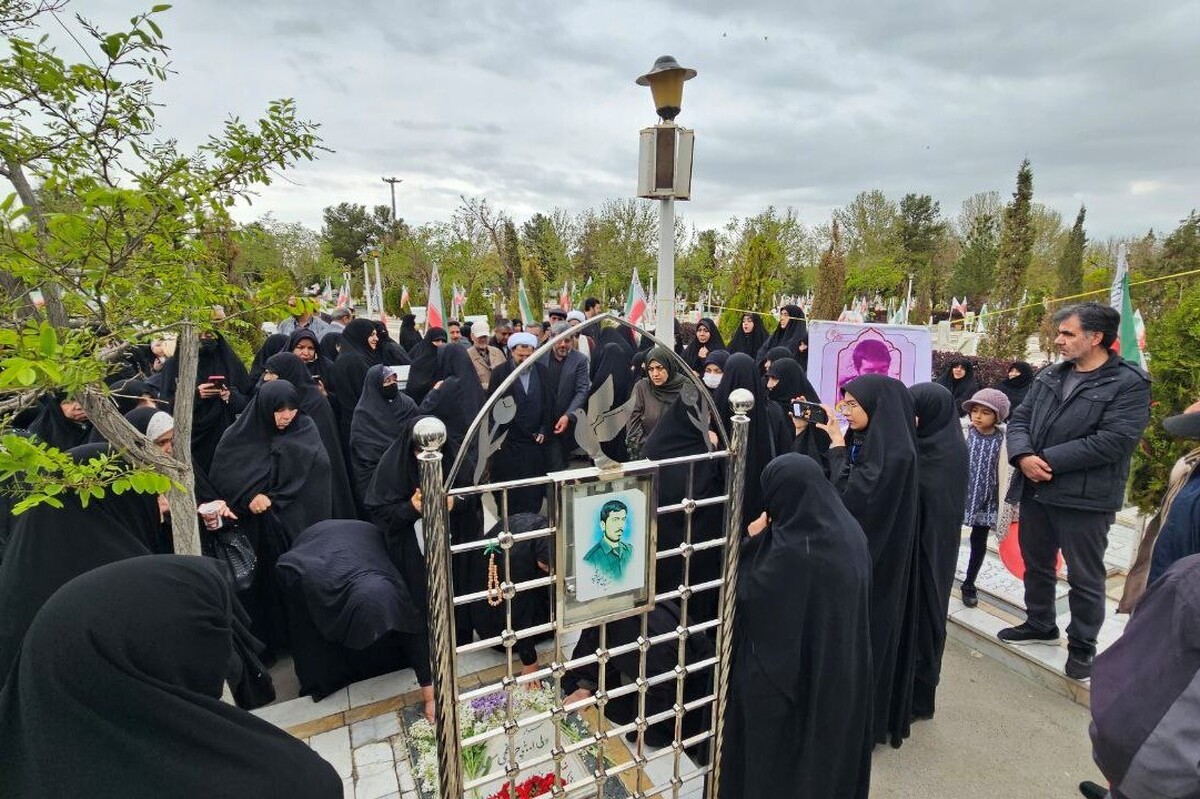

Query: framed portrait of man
[551,463,658,631]
[806,321,933,406]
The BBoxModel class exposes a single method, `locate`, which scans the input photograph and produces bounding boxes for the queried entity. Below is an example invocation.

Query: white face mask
[702,372,722,389]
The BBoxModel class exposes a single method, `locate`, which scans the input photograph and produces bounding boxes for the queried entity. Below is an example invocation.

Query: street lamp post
[636,55,696,351]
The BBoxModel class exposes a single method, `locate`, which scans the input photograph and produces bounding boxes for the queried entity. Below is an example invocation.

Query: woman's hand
[249,494,272,514]
[410,488,423,514]
[564,688,593,709]
[215,500,238,521]
[422,684,435,724]
[747,511,769,537]
[816,404,845,447]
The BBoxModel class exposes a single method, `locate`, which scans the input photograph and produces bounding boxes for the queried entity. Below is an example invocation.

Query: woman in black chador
[0,556,341,798]
[642,386,723,620]
[418,342,484,449]
[211,380,332,652]
[404,327,447,405]
[728,312,768,358]
[714,352,779,533]
[350,364,419,504]
[364,416,482,643]
[822,372,920,748]
[158,331,251,473]
[680,317,725,374]
[276,519,434,719]
[263,352,356,519]
[721,453,873,799]
[908,382,969,720]
[935,357,981,417]
[997,360,1034,409]
[327,318,382,450]
[0,443,160,681]
[586,342,635,462]
[756,303,806,360]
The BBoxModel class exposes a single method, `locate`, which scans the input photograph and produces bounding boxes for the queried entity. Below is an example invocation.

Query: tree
[950,207,999,304]
[896,193,946,320]
[320,203,391,267]
[0,2,321,552]
[717,231,783,337]
[1055,205,1087,299]
[981,160,1036,359]
[811,219,847,322]
[1129,280,1200,513]
[835,189,902,297]
[521,213,571,293]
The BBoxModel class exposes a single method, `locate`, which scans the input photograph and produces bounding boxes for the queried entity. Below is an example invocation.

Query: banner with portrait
[806,321,934,406]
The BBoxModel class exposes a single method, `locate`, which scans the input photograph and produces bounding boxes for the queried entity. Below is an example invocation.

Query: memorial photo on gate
[555,468,657,630]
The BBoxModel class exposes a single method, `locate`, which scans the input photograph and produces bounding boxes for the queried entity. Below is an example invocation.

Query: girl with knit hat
[959,388,1011,607]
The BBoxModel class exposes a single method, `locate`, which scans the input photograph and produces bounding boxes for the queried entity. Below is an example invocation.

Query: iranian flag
[425,266,445,332]
[517,278,535,325]
[1110,244,1143,366]
[624,268,648,325]
[337,275,351,308]
[373,259,388,326]
[558,282,571,311]
[400,285,410,308]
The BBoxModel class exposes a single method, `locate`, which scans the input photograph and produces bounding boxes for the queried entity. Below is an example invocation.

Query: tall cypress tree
[982,160,1036,359]
[811,219,847,321]
[1055,205,1087,299]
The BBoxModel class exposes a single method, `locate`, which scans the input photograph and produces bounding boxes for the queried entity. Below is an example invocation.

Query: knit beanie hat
[962,388,1011,423]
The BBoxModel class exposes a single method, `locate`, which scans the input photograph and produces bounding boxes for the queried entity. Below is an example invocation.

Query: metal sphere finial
[729,387,755,415]
[413,416,447,452]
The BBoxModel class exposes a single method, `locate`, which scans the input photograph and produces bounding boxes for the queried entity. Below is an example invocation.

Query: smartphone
[791,400,828,425]
[207,375,226,390]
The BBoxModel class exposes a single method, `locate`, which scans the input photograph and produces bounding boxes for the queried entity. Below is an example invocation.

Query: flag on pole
[976,303,989,333]
[1115,270,1141,365]
[373,258,388,325]
[517,278,535,325]
[400,285,410,308]
[624,268,649,325]
[425,266,445,332]
[363,265,373,316]
[1110,243,1129,310]
[337,274,350,308]
[558,282,571,311]
[322,277,333,304]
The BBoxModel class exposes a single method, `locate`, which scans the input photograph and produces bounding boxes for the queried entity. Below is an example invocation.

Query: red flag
[425,267,445,331]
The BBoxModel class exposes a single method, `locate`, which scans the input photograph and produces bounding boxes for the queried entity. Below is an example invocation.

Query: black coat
[1005,354,1151,512]
[158,334,252,473]
[909,383,969,720]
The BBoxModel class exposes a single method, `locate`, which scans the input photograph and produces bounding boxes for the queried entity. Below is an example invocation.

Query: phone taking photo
[207,375,226,390]
[791,400,828,425]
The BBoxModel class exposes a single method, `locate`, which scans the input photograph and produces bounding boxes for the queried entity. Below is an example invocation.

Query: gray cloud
[77,0,1200,240]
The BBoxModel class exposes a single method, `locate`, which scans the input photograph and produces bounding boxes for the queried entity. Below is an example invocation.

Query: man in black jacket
[543,321,591,471]
[998,302,1151,680]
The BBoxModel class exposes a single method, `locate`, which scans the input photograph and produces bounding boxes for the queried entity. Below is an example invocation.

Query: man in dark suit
[543,321,591,471]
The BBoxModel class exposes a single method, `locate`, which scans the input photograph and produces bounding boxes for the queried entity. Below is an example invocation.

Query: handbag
[209,525,258,592]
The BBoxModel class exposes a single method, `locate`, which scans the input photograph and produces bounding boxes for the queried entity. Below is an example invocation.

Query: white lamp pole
[636,55,696,352]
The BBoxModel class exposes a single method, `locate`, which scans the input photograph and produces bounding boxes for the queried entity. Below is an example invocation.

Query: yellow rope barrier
[690,266,1200,323]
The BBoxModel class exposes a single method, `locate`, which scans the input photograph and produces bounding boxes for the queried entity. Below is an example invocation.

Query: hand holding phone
[791,399,828,425]
[207,375,227,390]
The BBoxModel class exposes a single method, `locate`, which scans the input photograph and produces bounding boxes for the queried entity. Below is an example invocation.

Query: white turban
[507,332,538,351]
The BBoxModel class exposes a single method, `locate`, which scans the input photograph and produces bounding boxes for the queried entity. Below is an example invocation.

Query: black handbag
[209,525,258,592]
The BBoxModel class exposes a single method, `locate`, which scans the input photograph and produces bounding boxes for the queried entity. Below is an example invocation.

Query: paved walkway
[871,638,1098,798]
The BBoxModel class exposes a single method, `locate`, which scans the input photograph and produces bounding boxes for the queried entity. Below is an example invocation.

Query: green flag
[1118,271,1141,365]
[517,278,534,325]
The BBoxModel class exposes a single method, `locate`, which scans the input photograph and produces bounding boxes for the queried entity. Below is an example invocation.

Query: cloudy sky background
[77,1,1200,238]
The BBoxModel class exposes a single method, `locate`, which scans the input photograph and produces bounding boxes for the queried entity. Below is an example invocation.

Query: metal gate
[414,314,752,798]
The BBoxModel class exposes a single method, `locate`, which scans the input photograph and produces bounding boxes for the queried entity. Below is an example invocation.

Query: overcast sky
[77,1,1200,239]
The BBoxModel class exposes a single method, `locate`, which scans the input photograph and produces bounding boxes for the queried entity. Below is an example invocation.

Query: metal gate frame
[415,313,753,798]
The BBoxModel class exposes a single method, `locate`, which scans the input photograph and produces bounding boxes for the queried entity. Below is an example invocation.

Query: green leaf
[38,323,57,357]
[151,3,173,11]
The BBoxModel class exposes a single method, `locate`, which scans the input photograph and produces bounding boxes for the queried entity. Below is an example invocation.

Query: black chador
[909,382,969,720]
[721,453,873,798]
[349,364,418,505]
[827,373,921,749]
[264,352,356,519]
[0,444,160,681]
[276,520,431,701]
[0,556,340,798]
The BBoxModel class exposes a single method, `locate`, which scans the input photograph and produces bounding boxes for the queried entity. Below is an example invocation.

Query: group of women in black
[2,306,976,798]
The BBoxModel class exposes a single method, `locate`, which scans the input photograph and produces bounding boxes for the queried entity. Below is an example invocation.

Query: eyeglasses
[837,399,861,411]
